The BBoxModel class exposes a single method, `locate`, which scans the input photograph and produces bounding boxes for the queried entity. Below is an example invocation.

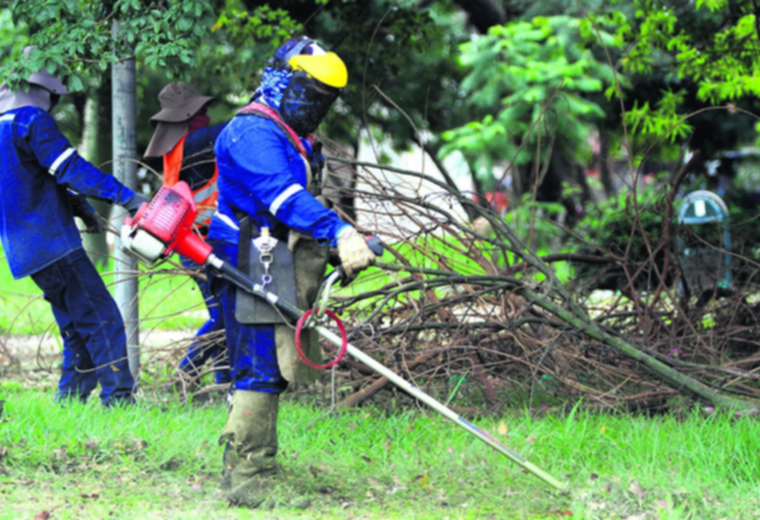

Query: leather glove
[336,226,376,277]
[71,197,103,234]
[123,193,150,217]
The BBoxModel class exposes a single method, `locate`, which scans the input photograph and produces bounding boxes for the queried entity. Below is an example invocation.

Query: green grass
[0,253,208,335]
[2,384,760,519]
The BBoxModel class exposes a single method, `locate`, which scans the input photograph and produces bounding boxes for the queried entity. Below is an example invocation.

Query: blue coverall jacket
[208,115,347,393]
[0,106,135,279]
[208,116,345,244]
[0,106,136,403]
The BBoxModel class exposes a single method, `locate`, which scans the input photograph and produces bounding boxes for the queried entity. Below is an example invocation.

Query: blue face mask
[252,67,292,110]
[279,71,340,136]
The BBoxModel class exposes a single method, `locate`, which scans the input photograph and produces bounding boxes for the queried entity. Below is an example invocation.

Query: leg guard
[220,390,279,507]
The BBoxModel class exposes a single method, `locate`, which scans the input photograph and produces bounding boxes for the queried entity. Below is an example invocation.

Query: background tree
[439,15,620,224]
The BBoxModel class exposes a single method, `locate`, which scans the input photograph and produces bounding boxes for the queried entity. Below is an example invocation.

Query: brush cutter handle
[365,235,384,256]
[335,235,384,284]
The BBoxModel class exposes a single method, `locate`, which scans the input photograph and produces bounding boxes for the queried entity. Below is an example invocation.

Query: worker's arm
[225,124,348,244]
[20,107,136,206]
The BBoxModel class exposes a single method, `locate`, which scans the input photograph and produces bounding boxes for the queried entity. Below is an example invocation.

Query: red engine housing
[125,182,213,265]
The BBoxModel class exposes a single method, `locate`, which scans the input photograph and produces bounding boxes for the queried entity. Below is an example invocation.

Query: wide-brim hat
[150,82,214,125]
[24,47,68,95]
[28,70,68,95]
[144,121,189,158]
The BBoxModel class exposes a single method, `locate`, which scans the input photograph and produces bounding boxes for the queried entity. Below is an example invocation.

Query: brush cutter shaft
[316,325,568,492]
[207,254,304,320]
[206,253,567,493]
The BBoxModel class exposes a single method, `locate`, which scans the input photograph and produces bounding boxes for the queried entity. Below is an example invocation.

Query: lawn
[0,251,208,335]
[1,383,760,519]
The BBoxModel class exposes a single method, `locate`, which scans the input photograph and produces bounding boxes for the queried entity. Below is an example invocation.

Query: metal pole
[112,20,140,379]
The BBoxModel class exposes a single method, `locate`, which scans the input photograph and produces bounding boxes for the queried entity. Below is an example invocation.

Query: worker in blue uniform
[145,82,231,390]
[0,47,148,406]
[207,37,376,506]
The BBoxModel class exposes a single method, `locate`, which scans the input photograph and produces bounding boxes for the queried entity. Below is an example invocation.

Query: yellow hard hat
[288,52,348,89]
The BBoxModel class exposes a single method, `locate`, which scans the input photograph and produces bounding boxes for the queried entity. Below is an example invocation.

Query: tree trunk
[599,130,615,198]
[79,75,113,268]
[452,0,505,33]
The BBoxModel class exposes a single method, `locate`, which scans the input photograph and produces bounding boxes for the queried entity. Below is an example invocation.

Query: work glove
[336,226,376,277]
[123,193,150,217]
[70,196,104,234]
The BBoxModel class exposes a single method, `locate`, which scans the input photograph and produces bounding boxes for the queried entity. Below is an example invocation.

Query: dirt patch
[0,329,198,376]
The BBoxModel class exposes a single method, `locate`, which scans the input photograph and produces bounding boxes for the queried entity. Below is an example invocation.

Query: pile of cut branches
[314,154,760,415]
[4,153,760,416]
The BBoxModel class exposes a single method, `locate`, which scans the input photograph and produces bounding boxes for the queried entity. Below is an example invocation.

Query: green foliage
[0,10,29,65]
[311,0,470,150]
[504,195,568,248]
[616,0,760,149]
[212,2,296,44]
[440,15,619,181]
[179,0,300,108]
[3,0,216,91]
[625,89,693,143]
[570,180,760,289]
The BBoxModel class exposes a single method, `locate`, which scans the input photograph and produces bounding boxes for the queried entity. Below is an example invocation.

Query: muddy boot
[220,389,238,490]
[220,391,280,507]
[220,441,239,490]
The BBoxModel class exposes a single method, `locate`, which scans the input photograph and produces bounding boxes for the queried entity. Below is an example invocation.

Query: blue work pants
[30,249,135,405]
[207,240,287,394]
[178,255,231,385]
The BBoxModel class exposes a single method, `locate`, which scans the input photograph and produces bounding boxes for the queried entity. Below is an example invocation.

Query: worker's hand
[336,226,376,277]
[79,211,104,234]
[123,193,150,217]
[71,196,104,234]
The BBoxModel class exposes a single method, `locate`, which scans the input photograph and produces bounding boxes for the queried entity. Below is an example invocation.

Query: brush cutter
[120,181,568,493]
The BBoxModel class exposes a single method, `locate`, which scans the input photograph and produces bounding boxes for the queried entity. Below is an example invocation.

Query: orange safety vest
[163,133,219,231]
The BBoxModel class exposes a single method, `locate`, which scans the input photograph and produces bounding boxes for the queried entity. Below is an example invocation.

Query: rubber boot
[220,389,238,490]
[220,391,280,507]
[220,442,240,490]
